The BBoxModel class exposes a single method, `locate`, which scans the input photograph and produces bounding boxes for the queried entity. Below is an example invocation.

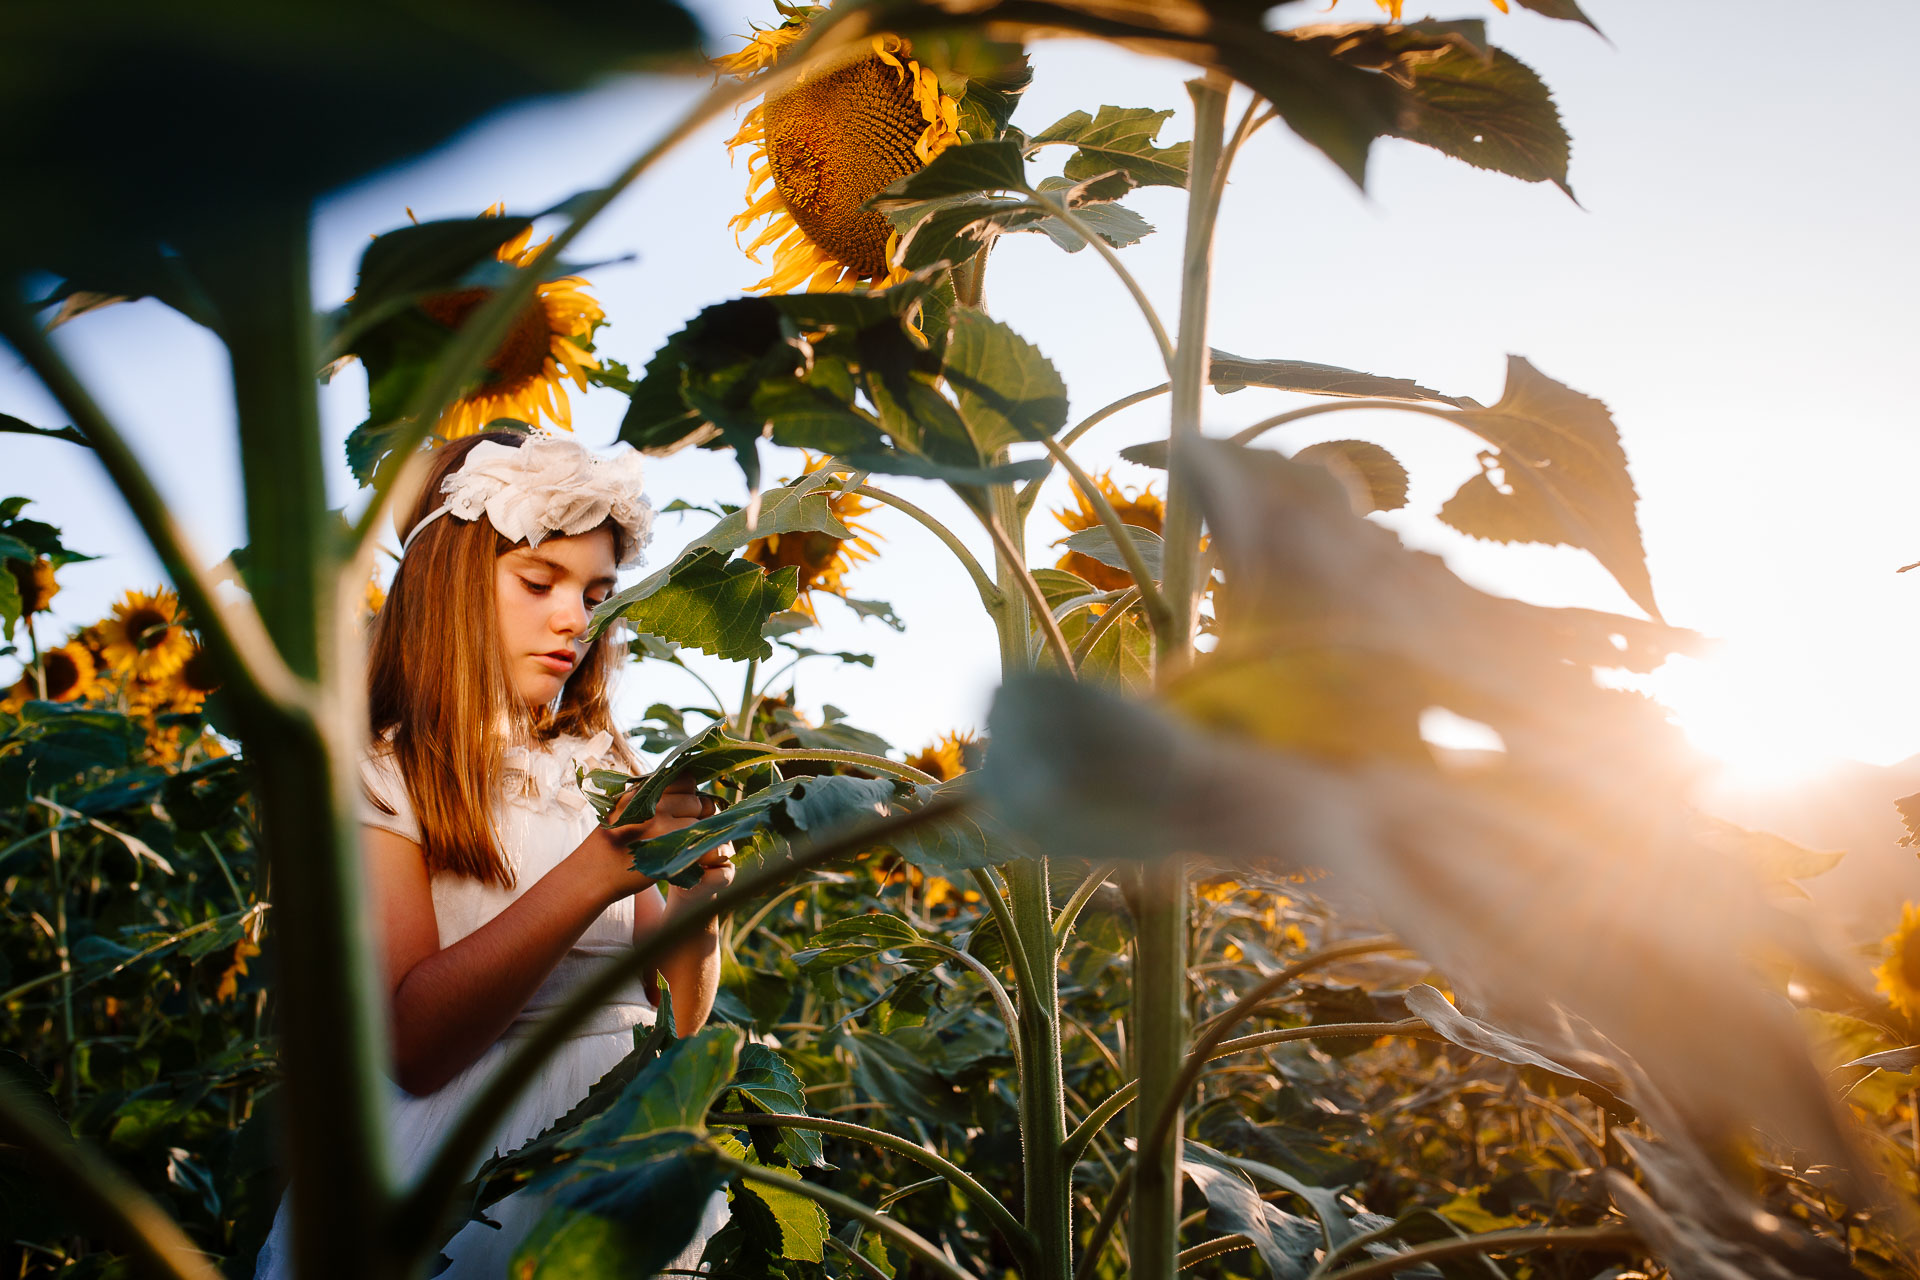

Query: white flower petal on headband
[411,436,655,566]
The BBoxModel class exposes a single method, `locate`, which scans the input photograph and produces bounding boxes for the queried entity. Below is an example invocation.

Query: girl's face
[494,527,618,706]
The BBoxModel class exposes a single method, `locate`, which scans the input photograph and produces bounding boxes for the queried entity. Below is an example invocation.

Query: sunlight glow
[1640,652,1847,790]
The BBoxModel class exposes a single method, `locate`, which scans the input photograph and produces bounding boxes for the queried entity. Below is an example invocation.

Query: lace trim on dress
[501,730,615,818]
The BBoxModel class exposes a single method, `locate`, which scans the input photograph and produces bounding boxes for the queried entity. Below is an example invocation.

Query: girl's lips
[534,652,577,673]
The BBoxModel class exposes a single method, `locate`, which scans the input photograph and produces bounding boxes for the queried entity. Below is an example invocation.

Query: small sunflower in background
[6,556,60,616]
[1052,471,1165,593]
[417,205,606,438]
[743,457,881,616]
[0,640,100,712]
[903,729,978,783]
[361,571,387,627]
[719,6,965,292]
[1875,903,1920,1018]
[99,587,194,682]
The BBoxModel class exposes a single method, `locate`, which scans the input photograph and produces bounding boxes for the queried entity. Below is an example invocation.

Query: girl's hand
[667,845,737,918]
[581,774,717,901]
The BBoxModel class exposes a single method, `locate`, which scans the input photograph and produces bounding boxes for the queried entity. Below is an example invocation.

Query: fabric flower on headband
[407,436,654,566]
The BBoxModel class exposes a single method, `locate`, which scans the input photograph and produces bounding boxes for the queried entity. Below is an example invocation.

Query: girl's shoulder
[359,736,422,843]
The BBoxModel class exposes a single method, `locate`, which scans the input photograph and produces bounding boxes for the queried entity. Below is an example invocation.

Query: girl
[256,431,733,1277]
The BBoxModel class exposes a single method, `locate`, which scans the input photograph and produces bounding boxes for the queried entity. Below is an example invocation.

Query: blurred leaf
[1292,439,1410,513]
[1511,0,1602,29]
[1693,816,1844,898]
[1031,105,1191,188]
[1,1,703,284]
[1440,356,1658,620]
[512,1138,725,1279]
[843,598,906,631]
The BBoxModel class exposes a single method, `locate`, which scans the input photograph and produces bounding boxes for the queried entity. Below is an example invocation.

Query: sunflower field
[5,3,1920,1280]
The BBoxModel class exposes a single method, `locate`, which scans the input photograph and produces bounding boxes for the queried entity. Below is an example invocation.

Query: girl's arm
[634,846,737,1036]
[366,778,711,1096]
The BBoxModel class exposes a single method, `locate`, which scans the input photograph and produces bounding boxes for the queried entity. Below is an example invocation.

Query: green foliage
[1031,106,1192,188]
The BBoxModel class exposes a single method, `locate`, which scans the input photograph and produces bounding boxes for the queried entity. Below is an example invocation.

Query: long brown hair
[367,432,634,887]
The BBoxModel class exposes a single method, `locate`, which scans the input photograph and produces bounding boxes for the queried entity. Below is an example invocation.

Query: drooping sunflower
[1,640,101,713]
[743,456,881,615]
[903,730,977,783]
[416,205,606,438]
[1052,472,1165,593]
[98,587,194,682]
[6,556,59,615]
[720,7,965,292]
[1876,903,1920,1018]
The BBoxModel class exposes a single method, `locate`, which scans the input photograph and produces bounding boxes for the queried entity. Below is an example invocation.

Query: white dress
[255,730,725,1278]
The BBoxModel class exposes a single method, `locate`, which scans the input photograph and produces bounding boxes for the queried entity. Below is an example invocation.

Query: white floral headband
[401,436,654,567]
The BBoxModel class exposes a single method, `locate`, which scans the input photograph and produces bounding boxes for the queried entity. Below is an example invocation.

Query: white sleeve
[359,749,422,844]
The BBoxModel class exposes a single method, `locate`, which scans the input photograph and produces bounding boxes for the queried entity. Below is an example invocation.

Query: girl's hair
[367,431,635,887]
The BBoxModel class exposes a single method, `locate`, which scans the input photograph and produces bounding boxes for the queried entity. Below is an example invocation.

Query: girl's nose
[554,592,590,637]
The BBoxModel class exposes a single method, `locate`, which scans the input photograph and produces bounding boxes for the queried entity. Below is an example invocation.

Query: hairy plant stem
[983,471,1074,1280]
[196,206,400,1279]
[1131,70,1231,1280]
[711,1113,1031,1256]
[713,1153,984,1280]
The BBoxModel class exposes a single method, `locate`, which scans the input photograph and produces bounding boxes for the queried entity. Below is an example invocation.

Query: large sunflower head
[722,9,964,293]
[416,205,606,438]
[0,640,100,713]
[743,456,881,615]
[903,729,978,782]
[1052,471,1166,593]
[99,587,194,682]
[1876,903,1920,1019]
[7,556,60,615]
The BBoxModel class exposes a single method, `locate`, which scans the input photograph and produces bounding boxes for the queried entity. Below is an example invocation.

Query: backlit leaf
[596,547,798,663]
[942,310,1070,452]
[1291,439,1409,513]
[1441,356,1658,620]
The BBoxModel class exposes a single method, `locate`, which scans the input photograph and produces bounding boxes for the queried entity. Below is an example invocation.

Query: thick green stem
[983,475,1073,1280]
[711,1113,1032,1257]
[1131,70,1231,1280]
[197,206,397,1279]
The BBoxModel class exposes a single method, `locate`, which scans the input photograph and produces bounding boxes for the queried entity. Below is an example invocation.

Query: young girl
[255,431,733,1277]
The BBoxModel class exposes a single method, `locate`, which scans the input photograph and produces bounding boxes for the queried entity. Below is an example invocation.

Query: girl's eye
[587,594,610,609]
[519,577,551,595]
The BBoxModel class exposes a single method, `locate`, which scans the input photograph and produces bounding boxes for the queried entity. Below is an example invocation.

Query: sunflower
[721,8,964,293]
[1369,0,1506,14]
[6,556,59,615]
[903,730,977,783]
[98,587,194,682]
[362,572,387,627]
[1,640,100,713]
[416,205,606,438]
[1052,471,1165,593]
[1876,903,1920,1019]
[743,456,881,615]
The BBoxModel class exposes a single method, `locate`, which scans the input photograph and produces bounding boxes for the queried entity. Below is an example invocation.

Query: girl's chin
[515,675,570,705]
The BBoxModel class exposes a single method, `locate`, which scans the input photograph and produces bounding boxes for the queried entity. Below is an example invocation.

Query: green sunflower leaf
[596,547,798,664]
[728,1043,826,1169]
[1207,352,1473,404]
[1031,105,1191,188]
[1511,0,1603,34]
[1057,525,1164,581]
[869,139,1030,209]
[942,310,1069,452]
[0,414,88,448]
[1390,41,1573,196]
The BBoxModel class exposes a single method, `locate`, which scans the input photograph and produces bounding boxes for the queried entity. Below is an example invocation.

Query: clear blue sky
[6,0,1916,775]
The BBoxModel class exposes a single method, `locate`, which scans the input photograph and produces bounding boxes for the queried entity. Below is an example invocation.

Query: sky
[5,0,1918,786]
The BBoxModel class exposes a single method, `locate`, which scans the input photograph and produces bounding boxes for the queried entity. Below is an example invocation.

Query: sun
[1633,651,1847,791]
